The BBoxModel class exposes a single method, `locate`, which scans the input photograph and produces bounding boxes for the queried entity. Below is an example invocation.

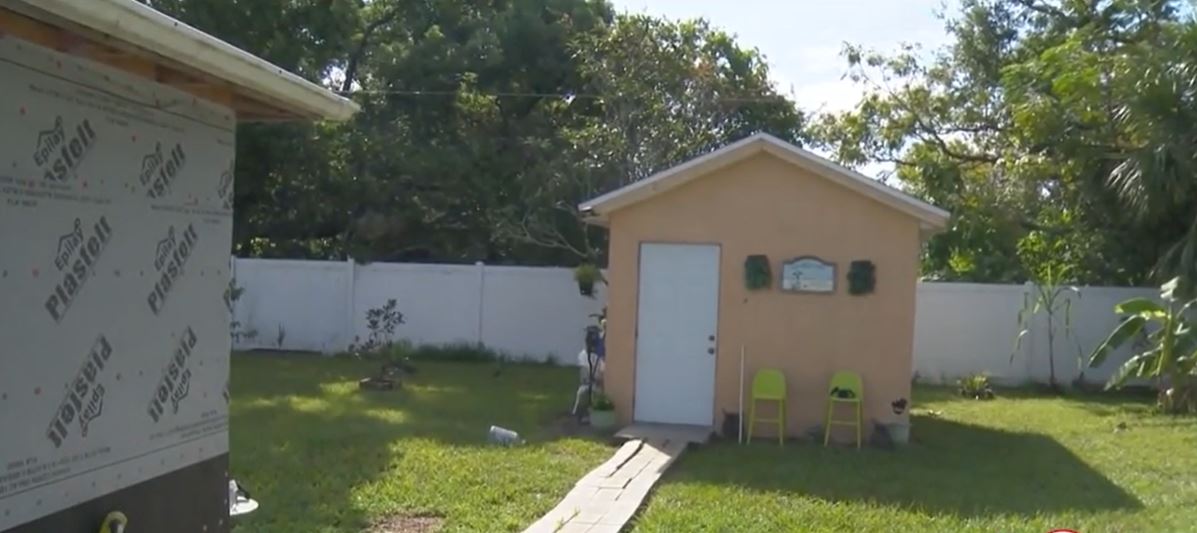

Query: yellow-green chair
[747,369,786,445]
[823,371,863,449]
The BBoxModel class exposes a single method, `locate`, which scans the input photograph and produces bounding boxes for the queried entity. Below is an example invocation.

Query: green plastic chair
[747,369,786,445]
[823,371,863,449]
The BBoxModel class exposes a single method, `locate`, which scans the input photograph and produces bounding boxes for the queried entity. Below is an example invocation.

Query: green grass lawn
[231,354,1197,533]
[228,352,610,532]
[632,387,1197,533]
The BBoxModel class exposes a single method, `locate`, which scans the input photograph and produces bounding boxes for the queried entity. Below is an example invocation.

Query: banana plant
[1088,277,1197,414]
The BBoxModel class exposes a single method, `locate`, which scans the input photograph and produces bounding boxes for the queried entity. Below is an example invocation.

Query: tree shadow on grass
[666,415,1141,519]
[227,352,611,532]
[231,351,590,445]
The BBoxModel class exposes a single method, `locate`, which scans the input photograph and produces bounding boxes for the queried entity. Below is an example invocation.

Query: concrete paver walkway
[523,424,709,533]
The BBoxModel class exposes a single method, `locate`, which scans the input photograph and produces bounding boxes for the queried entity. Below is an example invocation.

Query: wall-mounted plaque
[781,256,836,293]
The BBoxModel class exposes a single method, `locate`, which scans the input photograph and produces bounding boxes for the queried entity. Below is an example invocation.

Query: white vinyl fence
[231,258,605,363]
[913,282,1153,386]
[230,258,1152,385]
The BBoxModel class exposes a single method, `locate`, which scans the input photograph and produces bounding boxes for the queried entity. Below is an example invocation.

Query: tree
[332,0,617,263]
[501,15,805,262]
[814,0,1195,286]
[141,0,804,265]
[139,0,365,258]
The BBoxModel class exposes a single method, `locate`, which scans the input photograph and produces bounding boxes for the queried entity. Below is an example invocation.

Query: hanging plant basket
[848,260,876,295]
[744,255,771,290]
[578,281,594,297]
[575,263,603,297]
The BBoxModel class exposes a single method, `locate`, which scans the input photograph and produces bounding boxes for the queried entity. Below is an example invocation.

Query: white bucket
[886,422,911,445]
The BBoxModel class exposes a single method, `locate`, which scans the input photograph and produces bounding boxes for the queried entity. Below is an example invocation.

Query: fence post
[476,261,486,346]
[344,256,356,352]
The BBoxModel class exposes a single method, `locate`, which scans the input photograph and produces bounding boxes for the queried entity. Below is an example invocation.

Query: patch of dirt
[541,411,618,440]
[543,412,586,437]
[366,514,444,533]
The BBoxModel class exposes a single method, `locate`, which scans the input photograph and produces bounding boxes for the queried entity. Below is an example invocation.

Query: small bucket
[886,422,910,446]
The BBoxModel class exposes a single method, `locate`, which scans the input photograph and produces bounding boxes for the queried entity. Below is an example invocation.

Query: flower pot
[589,409,616,430]
[578,281,595,297]
[885,422,910,446]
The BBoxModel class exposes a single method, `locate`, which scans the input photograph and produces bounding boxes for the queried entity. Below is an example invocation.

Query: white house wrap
[0,34,236,529]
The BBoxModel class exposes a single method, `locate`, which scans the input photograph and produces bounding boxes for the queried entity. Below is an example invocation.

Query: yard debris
[488,425,523,446]
[359,376,397,391]
[359,361,411,391]
[229,479,259,517]
[382,361,417,377]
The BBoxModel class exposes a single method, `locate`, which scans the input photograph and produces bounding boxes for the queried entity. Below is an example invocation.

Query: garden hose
[98,511,127,533]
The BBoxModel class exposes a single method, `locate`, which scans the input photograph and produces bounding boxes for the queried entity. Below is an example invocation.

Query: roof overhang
[579,133,950,238]
[0,0,359,122]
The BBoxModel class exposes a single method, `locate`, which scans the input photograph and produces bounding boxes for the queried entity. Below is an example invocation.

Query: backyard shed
[0,1,355,531]
[581,133,949,440]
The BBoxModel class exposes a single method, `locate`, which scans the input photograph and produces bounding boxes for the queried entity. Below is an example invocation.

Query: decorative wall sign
[781,256,836,293]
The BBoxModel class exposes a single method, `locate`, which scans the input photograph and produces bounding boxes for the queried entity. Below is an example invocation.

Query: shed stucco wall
[604,151,922,439]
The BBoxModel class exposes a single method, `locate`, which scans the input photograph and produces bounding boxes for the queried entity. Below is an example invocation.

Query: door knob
[708,335,715,341]
[707,347,715,354]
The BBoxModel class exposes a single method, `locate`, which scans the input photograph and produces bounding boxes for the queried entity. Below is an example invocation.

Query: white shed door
[633,243,720,426]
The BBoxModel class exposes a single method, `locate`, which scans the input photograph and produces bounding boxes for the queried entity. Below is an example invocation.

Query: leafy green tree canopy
[816,0,1197,286]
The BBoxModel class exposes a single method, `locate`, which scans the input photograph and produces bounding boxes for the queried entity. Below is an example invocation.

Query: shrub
[346,299,405,358]
[958,373,995,400]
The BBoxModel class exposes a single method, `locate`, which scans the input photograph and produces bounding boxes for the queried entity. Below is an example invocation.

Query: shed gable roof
[579,133,950,234]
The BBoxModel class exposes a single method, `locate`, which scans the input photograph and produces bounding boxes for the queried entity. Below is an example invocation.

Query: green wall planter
[848,260,876,295]
[744,254,772,290]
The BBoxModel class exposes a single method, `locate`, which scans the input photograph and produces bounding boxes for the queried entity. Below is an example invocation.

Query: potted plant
[575,263,603,297]
[589,391,616,429]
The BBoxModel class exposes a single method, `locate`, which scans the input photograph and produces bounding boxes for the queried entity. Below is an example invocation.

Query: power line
[333,88,798,105]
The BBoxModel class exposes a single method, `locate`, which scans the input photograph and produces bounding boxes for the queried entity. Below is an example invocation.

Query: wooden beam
[156,69,201,85]
[232,94,302,121]
[0,8,65,50]
[165,81,234,107]
[96,53,158,79]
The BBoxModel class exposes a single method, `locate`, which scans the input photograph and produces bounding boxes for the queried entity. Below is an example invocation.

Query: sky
[608,0,959,115]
